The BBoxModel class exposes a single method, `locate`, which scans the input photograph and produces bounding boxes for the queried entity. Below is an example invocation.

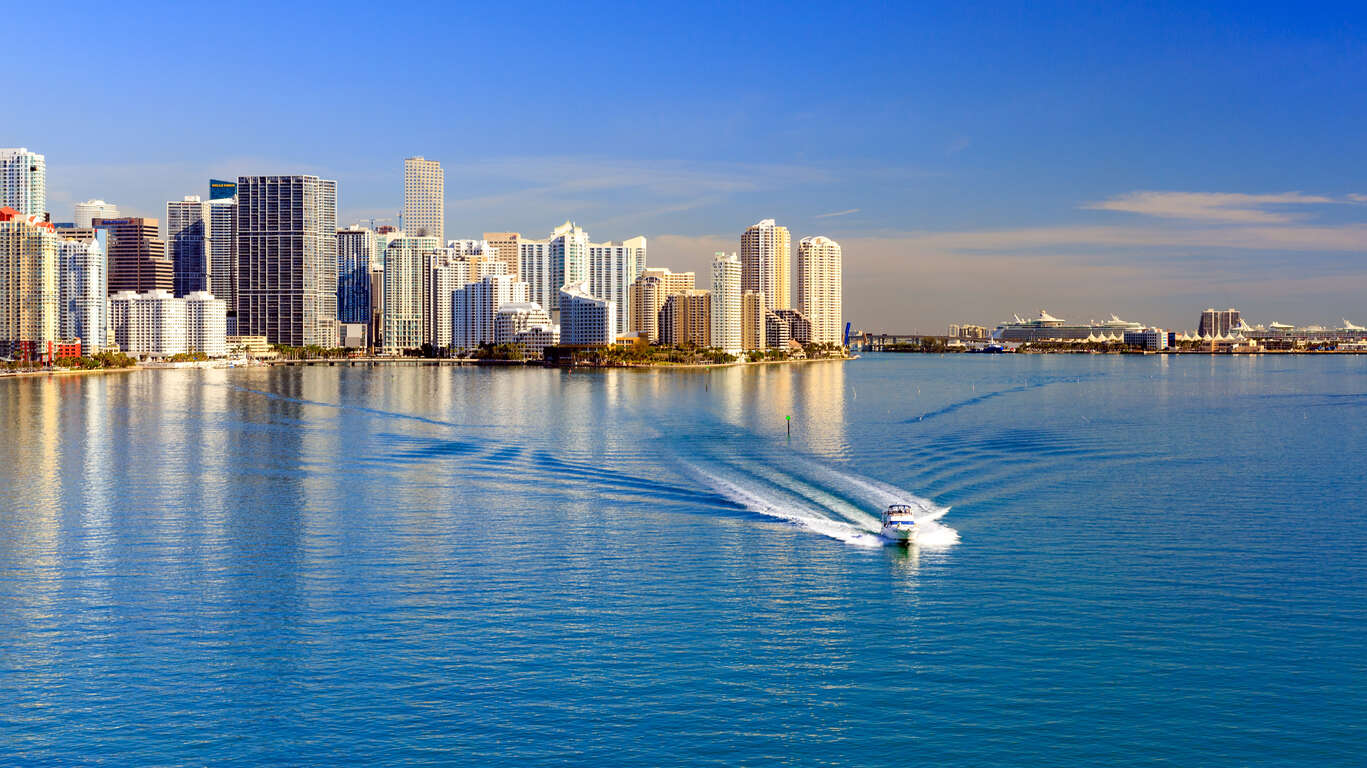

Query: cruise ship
[993,311,1145,342]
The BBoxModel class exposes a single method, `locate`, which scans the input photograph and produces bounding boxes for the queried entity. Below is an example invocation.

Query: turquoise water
[1,356,1363,765]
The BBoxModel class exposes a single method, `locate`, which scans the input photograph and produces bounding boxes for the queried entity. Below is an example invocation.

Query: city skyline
[7,2,1366,330]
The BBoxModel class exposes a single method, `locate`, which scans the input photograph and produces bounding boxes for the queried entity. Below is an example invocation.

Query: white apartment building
[710,252,742,355]
[403,157,444,242]
[429,249,507,350]
[382,235,440,354]
[797,235,843,345]
[59,233,107,349]
[519,221,588,315]
[559,280,615,346]
[0,148,46,218]
[494,301,559,358]
[587,236,646,336]
[185,291,228,356]
[741,218,791,311]
[452,274,528,351]
[74,199,119,228]
[109,290,188,358]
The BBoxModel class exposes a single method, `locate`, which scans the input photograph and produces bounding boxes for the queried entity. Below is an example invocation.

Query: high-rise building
[559,280,615,346]
[73,200,119,228]
[1199,308,1242,337]
[207,183,238,313]
[742,290,766,351]
[337,226,376,324]
[452,274,528,351]
[587,235,646,336]
[0,207,61,359]
[235,175,338,347]
[59,232,107,349]
[381,235,440,354]
[483,232,521,278]
[710,251,742,355]
[797,235,842,345]
[94,217,172,294]
[520,221,589,315]
[628,267,695,343]
[167,195,211,296]
[404,157,444,242]
[429,249,506,350]
[660,289,711,348]
[0,148,46,218]
[741,218,791,311]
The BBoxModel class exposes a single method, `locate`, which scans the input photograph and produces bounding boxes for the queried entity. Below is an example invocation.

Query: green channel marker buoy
[786,414,791,438]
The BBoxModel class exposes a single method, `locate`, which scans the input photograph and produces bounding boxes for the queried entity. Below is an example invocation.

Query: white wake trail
[683,461,884,548]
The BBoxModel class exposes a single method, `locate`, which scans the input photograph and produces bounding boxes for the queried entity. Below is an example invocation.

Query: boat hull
[880,526,916,546]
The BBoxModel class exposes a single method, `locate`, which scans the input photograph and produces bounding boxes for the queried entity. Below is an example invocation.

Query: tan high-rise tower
[404,157,444,242]
[797,236,842,345]
[740,218,790,311]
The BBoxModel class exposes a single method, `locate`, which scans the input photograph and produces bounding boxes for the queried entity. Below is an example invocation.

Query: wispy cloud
[815,208,859,219]
[1081,190,1346,223]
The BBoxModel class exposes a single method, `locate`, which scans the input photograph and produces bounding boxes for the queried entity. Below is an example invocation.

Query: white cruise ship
[993,311,1145,342]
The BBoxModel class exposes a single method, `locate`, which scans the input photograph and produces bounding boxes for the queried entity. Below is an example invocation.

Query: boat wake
[681,455,958,549]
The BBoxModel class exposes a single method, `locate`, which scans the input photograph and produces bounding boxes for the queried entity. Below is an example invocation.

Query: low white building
[109,289,227,358]
[559,280,615,346]
[109,290,188,358]
[184,291,227,356]
[494,301,558,358]
[452,274,528,351]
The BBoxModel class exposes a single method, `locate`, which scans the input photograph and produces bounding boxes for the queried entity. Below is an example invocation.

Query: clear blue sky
[8,0,1366,330]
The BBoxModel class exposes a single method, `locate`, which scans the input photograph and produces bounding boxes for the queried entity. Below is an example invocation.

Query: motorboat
[880,504,919,545]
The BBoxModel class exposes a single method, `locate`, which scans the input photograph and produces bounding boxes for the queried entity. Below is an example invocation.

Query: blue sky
[8,0,1366,330]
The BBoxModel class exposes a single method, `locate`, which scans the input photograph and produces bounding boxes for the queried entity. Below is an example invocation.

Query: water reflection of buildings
[719,361,848,455]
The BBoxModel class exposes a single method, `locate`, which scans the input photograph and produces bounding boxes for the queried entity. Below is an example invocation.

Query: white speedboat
[880,504,919,545]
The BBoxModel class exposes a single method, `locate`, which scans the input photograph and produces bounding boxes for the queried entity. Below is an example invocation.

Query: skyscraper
[559,280,615,346]
[741,218,791,311]
[167,195,211,296]
[797,235,842,345]
[0,148,46,219]
[520,221,589,316]
[587,235,646,336]
[337,226,376,324]
[235,175,338,347]
[483,232,521,278]
[95,217,172,294]
[74,200,119,228]
[59,232,107,349]
[660,289,711,348]
[741,290,766,351]
[710,251,742,355]
[208,194,237,310]
[382,235,440,354]
[452,274,528,351]
[628,267,695,343]
[0,207,60,359]
[404,157,444,242]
